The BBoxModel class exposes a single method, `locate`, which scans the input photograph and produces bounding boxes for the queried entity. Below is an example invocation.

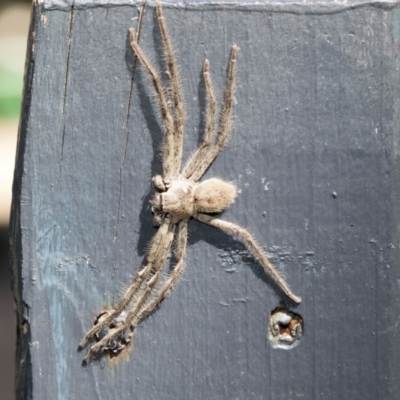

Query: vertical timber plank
[11,0,400,399]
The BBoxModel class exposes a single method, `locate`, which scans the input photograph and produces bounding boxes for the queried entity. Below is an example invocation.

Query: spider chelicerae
[79,2,301,363]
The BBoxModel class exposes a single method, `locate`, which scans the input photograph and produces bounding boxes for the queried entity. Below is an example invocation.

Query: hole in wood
[268,306,303,349]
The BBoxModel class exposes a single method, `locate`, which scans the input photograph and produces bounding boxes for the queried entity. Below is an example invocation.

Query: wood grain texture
[11,1,400,399]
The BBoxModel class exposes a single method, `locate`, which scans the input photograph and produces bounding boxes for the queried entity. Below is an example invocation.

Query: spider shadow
[195,64,208,148]
[135,70,164,257]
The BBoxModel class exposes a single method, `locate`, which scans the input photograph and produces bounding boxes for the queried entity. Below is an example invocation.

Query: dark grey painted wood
[11,0,400,399]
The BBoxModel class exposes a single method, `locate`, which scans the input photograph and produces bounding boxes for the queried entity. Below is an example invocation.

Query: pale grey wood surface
[11,0,400,398]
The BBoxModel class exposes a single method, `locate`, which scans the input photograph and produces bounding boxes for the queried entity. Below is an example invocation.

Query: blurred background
[0,1,31,398]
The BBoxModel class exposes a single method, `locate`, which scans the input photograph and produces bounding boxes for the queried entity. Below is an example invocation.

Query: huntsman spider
[79,2,301,363]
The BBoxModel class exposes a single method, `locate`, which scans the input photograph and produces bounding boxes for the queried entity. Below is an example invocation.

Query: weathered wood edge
[10,2,40,399]
[37,0,400,14]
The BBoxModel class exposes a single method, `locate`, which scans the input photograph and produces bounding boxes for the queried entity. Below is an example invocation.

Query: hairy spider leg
[129,28,176,181]
[195,213,302,304]
[79,219,173,349]
[156,2,185,176]
[182,59,217,178]
[190,45,238,183]
[83,221,176,362]
[125,220,189,348]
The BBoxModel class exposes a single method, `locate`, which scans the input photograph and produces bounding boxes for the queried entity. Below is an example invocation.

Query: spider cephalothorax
[80,2,301,363]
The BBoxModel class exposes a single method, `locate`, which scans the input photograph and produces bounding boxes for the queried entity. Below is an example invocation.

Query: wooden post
[11,0,400,398]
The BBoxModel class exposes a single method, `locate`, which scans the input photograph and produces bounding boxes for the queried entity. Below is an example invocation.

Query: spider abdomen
[193,178,237,214]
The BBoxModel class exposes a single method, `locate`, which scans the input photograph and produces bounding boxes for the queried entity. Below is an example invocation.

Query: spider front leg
[156,2,185,175]
[130,3,186,181]
[195,213,302,304]
[129,27,176,181]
